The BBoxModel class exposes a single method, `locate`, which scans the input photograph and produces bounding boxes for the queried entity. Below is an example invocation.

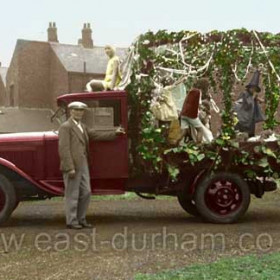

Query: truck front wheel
[0,175,16,225]
[195,172,250,224]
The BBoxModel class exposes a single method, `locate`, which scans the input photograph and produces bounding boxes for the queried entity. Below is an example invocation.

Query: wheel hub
[205,179,242,215]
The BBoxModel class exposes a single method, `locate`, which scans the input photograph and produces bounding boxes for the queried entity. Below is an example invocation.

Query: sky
[0,0,279,67]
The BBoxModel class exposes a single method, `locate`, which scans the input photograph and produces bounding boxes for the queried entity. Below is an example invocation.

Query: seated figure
[86,45,121,92]
[179,78,214,144]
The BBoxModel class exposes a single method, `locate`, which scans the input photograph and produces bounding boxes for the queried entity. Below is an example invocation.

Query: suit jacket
[58,118,117,172]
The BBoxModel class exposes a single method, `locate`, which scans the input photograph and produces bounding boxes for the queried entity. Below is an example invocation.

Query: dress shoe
[66,224,83,230]
[79,222,93,228]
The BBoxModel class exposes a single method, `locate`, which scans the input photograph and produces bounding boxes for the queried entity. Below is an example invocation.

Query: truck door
[82,96,128,194]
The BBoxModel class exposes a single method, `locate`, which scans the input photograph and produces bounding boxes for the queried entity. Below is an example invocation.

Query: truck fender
[0,157,44,190]
[189,169,207,195]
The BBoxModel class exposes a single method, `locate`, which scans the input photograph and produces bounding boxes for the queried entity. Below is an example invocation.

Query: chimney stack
[79,23,93,48]
[47,22,58,42]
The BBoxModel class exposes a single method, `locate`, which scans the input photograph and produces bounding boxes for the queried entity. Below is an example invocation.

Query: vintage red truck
[0,90,278,225]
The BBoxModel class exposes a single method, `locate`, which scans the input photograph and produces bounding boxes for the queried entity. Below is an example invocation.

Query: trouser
[63,158,91,225]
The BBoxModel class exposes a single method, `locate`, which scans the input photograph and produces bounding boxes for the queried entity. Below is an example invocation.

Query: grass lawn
[135,253,280,280]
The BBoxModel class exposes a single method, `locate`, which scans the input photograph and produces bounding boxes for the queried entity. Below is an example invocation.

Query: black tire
[0,175,16,225]
[195,172,250,224]
[177,183,200,217]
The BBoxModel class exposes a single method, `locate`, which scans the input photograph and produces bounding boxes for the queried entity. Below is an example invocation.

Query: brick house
[0,64,8,106]
[5,22,127,109]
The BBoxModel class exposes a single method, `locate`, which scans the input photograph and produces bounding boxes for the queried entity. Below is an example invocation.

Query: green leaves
[244,169,257,179]
[261,147,277,159]
[258,158,269,168]
[127,28,280,177]
[164,143,206,166]
[167,164,180,182]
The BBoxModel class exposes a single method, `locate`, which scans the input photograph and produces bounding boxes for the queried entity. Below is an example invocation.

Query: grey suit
[58,118,116,226]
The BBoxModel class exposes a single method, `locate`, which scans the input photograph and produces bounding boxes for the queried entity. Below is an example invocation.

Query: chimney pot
[47,22,59,42]
[80,23,93,48]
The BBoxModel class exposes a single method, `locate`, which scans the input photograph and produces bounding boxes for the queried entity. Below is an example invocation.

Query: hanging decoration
[126,29,280,179]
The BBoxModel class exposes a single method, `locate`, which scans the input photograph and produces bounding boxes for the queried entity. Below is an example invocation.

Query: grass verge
[135,253,280,280]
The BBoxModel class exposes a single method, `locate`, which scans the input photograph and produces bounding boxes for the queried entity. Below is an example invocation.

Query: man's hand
[116,127,126,135]
[68,169,76,178]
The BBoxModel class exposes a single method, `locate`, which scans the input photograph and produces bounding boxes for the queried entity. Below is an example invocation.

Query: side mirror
[51,107,66,124]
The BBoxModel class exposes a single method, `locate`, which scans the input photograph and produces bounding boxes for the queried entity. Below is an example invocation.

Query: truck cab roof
[57,91,126,107]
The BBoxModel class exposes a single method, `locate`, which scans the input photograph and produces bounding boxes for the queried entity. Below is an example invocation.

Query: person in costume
[86,45,121,92]
[179,79,214,144]
[234,70,265,137]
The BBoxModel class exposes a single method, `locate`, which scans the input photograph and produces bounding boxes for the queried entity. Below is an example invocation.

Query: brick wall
[49,50,69,109]
[69,72,104,93]
[6,49,20,107]
[6,40,109,111]
[17,41,51,108]
[0,79,5,106]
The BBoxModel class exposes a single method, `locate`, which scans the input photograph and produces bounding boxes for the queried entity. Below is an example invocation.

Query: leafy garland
[126,29,280,180]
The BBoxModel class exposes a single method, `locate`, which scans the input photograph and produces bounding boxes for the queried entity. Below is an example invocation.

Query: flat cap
[68,101,88,109]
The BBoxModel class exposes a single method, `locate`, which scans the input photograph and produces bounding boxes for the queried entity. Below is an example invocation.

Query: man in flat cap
[58,101,125,229]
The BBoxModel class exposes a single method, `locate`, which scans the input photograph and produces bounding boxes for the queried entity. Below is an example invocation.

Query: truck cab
[55,91,129,195]
[0,91,129,224]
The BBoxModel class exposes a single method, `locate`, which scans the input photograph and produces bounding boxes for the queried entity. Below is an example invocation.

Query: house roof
[0,107,60,133]
[50,43,128,74]
[0,67,8,86]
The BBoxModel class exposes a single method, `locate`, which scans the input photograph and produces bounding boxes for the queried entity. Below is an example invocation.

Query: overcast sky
[0,0,279,66]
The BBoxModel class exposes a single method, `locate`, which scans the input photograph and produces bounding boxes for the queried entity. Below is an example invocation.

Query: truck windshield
[81,99,121,129]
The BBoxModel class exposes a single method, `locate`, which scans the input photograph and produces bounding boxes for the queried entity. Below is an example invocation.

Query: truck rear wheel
[0,175,16,225]
[195,172,250,224]
[177,194,199,217]
[177,182,199,217]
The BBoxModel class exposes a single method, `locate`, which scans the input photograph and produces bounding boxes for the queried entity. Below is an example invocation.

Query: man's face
[70,108,85,121]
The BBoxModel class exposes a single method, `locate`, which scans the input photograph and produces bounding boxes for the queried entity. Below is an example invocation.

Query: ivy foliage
[126,29,280,179]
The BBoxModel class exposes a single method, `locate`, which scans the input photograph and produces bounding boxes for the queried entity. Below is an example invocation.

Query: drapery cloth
[150,86,179,121]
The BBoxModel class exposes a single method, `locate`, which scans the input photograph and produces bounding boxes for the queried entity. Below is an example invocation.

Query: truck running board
[135,192,156,200]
